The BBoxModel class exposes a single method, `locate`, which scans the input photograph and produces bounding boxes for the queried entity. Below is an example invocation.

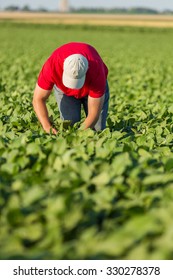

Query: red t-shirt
[37,42,108,99]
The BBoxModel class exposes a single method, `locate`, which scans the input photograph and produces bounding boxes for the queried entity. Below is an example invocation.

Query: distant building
[59,0,69,13]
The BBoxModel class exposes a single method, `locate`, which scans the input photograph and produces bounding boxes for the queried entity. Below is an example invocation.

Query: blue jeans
[54,81,109,131]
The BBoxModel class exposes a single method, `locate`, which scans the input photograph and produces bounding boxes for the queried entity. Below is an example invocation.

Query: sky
[1,0,173,11]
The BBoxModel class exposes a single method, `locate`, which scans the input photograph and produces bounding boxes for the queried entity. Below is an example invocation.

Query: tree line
[2,5,173,15]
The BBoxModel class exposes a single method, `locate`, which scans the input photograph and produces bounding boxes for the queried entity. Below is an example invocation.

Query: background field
[0,21,173,260]
[2,12,173,27]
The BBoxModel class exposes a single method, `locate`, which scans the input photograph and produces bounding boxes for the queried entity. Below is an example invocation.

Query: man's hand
[43,124,58,135]
[33,84,58,134]
[81,95,104,129]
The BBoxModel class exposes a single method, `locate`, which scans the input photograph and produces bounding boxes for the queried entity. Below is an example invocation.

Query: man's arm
[32,83,57,134]
[82,95,105,129]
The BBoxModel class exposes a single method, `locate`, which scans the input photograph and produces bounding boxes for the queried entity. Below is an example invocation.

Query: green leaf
[26,142,41,155]
[22,186,44,207]
[91,172,110,186]
[143,174,173,185]
[111,152,132,176]
[165,158,173,171]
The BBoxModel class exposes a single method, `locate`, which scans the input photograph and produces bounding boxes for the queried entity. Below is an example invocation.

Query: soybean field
[1,22,173,260]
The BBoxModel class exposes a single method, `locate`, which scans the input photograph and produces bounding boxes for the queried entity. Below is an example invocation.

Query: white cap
[62,54,89,89]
